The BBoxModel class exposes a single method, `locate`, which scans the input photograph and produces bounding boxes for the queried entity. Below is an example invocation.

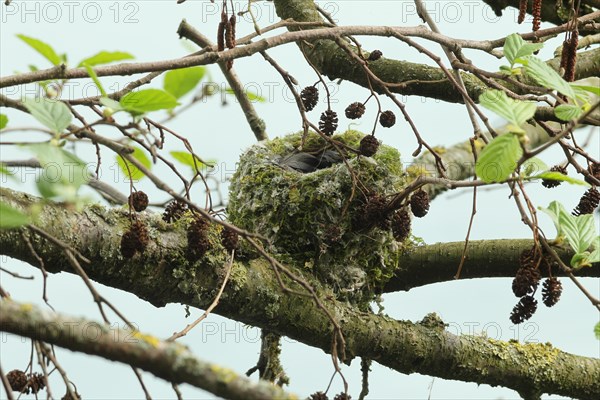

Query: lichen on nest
[228,130,410,300]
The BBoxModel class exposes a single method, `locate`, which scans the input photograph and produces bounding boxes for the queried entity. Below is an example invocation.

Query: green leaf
[22,142,89,200]
[539,201,566,238]
[503,33,544,66]
[16,34,62,65]
[170,151,214,171]
[83,64,107,97]
[520,56,576,99]
[116,146,151,181]
[595,322,600,340]
[479,90,536,127]
[0,114,7,130]
[560,212,596,254]
[570,252,590,269]
[554,104,583,121]
[475,133,523,183]
[78,51,134,67]
[22,97,72,134]
[521,157,547,177]
[0,201,29,229]
[163,67,205,99]
[571,84,600,97]
[534,171,588,186]
[120,89,178,113]
[225,88,267,102]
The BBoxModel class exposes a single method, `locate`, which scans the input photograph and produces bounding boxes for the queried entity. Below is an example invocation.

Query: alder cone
[359,135,379,157]
[7,369,28,392]
[221,227,239,252]
[379,110,396,128]
[163,200,187,223]
[542,277,562,307]
[319,110,338,136]
[510,295,537,324]
[300,86,319,111]
[573,187,600,216]
[410,189,430,217]
[345,102,365,119]
[129,191,149,212]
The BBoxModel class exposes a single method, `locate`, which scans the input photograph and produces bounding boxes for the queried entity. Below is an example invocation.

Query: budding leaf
[503,33,544,66]
[22,97,72,134]
[554,104,583,121]
[116,146,152,181]
[16,34,62,66]
[475,133,523,183]
[520,56,576,99]
[479,90,536,127]
[164,67,205,99]
[78,51,134,67]
[120,89,178,113]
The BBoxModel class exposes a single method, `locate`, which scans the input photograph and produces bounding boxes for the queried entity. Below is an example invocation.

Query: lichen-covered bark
[482,0,600,26]
[272,0,600,103]
[1,187,599,398]
[0,301,298,400]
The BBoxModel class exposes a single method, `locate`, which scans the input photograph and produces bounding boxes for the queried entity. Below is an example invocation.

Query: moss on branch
[1,187,599,398]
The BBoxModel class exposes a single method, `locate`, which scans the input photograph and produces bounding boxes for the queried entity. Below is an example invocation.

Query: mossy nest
[228,130,409,299]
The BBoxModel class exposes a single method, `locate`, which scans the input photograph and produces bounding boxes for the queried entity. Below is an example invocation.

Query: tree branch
[1,188,598,398]
[0,300,297,400]
[384,239,599,292]
[272,0,599,103]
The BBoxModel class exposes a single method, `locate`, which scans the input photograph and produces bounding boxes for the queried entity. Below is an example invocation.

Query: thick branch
[482,0,600,26]
[0,300,296,400]
[273,0,600,103]
[385,239,599,292]
[1,188,598,398]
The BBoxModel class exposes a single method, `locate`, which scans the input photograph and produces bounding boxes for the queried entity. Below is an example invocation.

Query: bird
[278,149,344,173]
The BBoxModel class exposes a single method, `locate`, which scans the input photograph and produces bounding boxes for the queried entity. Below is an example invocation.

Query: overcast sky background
[1,1,599,399]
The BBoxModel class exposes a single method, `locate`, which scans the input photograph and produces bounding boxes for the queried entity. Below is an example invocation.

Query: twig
[167,251,235,341]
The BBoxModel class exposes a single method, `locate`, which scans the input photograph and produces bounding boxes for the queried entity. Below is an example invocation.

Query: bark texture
[1,188,599,399]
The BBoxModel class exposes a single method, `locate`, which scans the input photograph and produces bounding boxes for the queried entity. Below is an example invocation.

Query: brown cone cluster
[584,162,600,185]
[542,277,563,307]
[221,227,239,252]
[391,209,411,242]
[319,110,338,136]
[7,370,47,395]
[510,295,538,324]
[187,215,211,262]
[359,135,379,157]
[120,219,149,259]
[301,86,319,112]
[573,187,600,216]
[129,191,149,212]
[7,369,28,392]
[541,165,567,188]
[163,200,188,223]
[354,193,390,231]
[333,393,352,400]
[345,102,365,119]
[512,263,541,297]
[410,189,430,218]
[309,392,329,400]
[379,110,396,128]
